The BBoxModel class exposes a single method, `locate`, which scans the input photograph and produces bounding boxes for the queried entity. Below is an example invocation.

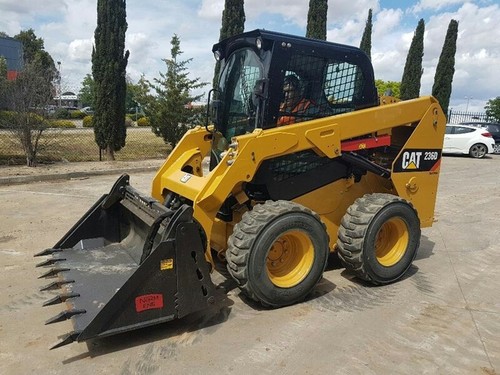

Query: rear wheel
[493,143,500,154]
[226,200,329,307]
[337,193,420,285]
[469,143,488,158]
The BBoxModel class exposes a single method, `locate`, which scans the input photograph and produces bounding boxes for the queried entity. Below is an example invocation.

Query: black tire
[469,143,488,158]
[337,193,420,285]
[494,143,500,154]
[226,200,329,307]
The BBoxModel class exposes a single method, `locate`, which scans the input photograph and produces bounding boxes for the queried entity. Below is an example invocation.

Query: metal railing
[447,109,491,124]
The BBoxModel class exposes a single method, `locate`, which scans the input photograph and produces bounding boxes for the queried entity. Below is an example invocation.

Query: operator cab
[211,29,378,143]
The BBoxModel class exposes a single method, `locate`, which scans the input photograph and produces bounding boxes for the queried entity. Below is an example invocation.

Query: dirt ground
[0,158,164,178]
[0,155,499,374]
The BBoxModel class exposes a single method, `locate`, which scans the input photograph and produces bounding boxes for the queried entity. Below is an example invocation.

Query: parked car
[81,107,94,115]
[443,124,495,158]
[460,122,500,154]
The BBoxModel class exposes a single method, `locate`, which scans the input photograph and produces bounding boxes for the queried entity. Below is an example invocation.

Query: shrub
[125,116,134,127]
[70,110,86,119]
[49,120,76,128]
[54,108,70,119]
[83,115,94,127]
[126,113,144,120]
[136,117,150,127]
[0,111,16,129]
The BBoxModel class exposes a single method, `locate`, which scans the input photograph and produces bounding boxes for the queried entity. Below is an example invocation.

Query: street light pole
[465,96,472,112]
[57,61,62,108]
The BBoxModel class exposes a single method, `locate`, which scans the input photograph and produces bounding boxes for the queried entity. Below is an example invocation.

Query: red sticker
[135,294,164,313]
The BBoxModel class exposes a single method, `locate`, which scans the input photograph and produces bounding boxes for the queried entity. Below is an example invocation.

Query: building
[0,36,24,80]
[53,91,79,108]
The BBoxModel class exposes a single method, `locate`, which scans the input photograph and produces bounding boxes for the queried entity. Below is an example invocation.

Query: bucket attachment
[36,174,226,349]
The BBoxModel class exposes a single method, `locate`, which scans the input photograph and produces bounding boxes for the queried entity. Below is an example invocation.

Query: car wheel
[493,143,500,154]
[469,143,488,158]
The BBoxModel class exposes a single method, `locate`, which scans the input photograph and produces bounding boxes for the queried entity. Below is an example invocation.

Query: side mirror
[210,99,222,125]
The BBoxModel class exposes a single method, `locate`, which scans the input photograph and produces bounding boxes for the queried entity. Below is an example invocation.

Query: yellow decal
[160,258,174,270]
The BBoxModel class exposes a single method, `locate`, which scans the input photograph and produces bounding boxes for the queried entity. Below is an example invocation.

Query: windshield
[217,48,264,140]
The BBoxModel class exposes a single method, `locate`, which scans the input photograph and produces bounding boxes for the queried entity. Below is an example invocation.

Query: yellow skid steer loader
[36,30,446,349]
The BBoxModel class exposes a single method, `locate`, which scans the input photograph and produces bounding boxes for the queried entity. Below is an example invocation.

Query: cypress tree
[306,0,328,40]
[432,19,458,117]
[359,9,373,60]
[92,0,129,160]
[400,19,425,100]
[213,0,245,88]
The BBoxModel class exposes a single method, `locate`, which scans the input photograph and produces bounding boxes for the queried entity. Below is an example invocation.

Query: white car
[80,107,94,115]
[443,124,495,158]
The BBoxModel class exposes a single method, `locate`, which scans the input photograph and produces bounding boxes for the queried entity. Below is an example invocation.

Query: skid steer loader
[36,29,446,349]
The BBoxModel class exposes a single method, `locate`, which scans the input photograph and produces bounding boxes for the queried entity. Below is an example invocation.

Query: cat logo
[393,149,441,173]
[401,151,422,170]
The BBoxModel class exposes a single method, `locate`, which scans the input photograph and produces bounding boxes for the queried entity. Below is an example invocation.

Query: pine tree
[400,19,425,100]
[92,0,129,160]
[432,19,458,117]
[359,9,373,60]
[149,35,208,147]
[306,0,328,40]
[213,0,245,88]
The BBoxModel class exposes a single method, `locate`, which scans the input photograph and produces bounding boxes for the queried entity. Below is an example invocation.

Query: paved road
[0,155,498,374]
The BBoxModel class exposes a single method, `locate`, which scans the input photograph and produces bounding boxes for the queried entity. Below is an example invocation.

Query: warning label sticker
[160,258,174,270]
[135,294,164,313]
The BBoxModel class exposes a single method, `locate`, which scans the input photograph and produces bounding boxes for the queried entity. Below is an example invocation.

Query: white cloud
[412,0,467,13]
[67,39,92,62]
[374,8,403,37]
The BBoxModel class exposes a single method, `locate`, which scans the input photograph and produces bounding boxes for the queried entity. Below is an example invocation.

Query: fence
[0,127,170,166]
[1,109,494,166]
[447,109,491,124]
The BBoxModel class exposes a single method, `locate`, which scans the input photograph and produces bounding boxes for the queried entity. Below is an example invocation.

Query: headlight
[256,38,262,50]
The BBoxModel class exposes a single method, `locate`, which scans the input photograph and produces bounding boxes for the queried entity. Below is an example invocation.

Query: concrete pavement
[0,155,498,374]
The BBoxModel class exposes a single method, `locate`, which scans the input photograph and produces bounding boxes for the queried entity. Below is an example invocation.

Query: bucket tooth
[38,267,70,279]
[36,258,66,268]
[50,331,81,350]
[40,280,74,291]
[43,292,80,307]
[34,248,62,257]
[46,309,86,325]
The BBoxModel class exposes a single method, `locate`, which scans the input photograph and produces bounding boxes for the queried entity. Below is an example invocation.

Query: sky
[0,0,499,113]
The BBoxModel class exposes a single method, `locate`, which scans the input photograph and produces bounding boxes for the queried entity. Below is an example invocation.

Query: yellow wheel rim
[375,217,409,267]
[266,230,314,288]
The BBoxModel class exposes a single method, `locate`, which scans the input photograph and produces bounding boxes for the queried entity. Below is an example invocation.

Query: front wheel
[337,193,421,285]
[469,143,488,158]
[226,200,329,307]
